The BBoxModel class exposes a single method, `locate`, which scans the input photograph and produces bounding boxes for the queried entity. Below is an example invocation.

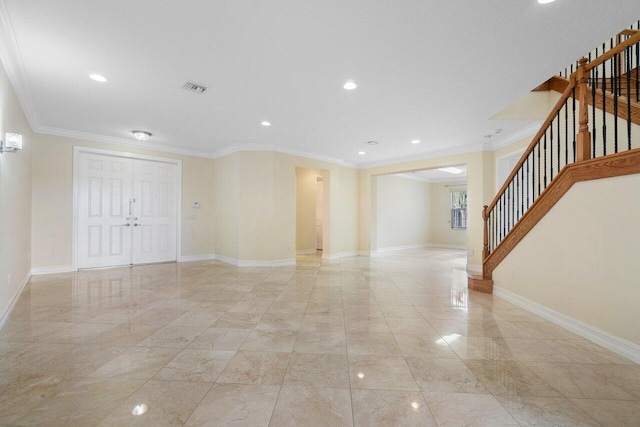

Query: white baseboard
[321,251,363,261]
[296,249,317,255]
[466,264,482,274]
[429,243,466,250]
[31,265,76,275]
[373,243,466,255]
[494,286,640,364]
[179,254,216,262]
[0,271,31,331]
[215,255,296,268]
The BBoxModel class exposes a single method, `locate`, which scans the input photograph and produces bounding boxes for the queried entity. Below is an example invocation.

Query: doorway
[74,148,180,269]
[295,167,327,255]
[315,177,324,251]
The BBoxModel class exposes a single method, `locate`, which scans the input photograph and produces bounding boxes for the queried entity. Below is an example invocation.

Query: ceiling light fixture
[89,74,107,82]
[261,121,271,127]
[438,167,464,174]
[132,130,152,142]
[411,140,421,144]
[343,81,357,90]
[358,151,366,155]
[537,0,555,4]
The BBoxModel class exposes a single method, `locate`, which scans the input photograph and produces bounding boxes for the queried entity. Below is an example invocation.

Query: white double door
[77,152,178,269]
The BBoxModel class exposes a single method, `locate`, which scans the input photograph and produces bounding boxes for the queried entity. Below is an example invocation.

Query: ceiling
[394,165,467,183]
[2,0,639,166]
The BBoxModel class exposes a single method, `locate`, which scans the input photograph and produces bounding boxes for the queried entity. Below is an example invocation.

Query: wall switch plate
[192,202,200,208]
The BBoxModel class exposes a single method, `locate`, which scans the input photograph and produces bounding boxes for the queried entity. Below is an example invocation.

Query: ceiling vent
[183,81,208,94]
[366,140,380,145]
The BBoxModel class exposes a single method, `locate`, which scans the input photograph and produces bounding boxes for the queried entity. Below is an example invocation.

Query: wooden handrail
[485,75,576,213]
[585,30,640,72]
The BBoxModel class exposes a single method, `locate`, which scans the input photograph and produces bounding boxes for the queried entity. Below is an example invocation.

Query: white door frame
[72,146,182,270]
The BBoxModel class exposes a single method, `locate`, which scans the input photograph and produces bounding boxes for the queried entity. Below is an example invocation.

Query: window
[450,190,467,229]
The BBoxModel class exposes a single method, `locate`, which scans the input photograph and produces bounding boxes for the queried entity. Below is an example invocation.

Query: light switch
[192,202,200,208]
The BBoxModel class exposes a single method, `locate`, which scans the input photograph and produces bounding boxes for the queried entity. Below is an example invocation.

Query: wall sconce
[0,133,23,153]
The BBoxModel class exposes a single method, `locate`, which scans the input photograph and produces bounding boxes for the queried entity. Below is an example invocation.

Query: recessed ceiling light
[411,140,421,144]
[438,167,464,174]
[261,121,271,127]
[343,81,357,90]
[537,0,555,4]
[358,151,366,155]
[132,130,152,142]
[89,74,107,82]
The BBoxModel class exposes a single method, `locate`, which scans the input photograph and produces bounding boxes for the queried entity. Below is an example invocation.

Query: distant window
[451,190,467,229]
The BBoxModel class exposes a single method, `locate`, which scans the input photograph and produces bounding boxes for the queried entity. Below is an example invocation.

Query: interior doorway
[74,148,181,269]
[295,167,328,255]
[315,177,324,251]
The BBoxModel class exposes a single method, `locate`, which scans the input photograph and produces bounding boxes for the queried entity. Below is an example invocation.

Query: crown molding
[393,172,467,184]
[0,0,41,129]
[357,142,486,170]
[211,143,357,168]
[487,121,542,151]
[36,126,216,159]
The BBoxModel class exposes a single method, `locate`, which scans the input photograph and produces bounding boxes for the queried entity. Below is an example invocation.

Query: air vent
[366,140,380,145]
[183,81,208,94]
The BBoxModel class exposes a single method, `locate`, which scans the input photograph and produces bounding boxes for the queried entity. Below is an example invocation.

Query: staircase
[469,24,640,293]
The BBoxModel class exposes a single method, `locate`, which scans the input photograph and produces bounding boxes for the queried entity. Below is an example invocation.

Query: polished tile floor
[1,248,639,426]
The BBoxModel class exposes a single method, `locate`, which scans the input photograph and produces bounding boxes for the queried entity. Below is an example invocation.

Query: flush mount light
[0,133,23,153]
[131,404,148,416]
[89,74,107,82]
[411,139,421,144]
[438,167,464,174]
[261,121,271,127]
[132,130,152,142]
[358,151,366,155]
[343,80,357,90]
[537,0,555,4]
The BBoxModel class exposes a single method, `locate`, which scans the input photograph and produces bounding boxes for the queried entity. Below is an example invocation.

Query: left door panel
[77,153,133,269]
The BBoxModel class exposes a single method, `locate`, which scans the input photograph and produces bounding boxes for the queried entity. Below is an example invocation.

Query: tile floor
[1,248,639,426]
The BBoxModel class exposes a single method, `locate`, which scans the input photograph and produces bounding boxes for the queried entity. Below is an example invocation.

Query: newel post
[482,205,489,260]
[576,58,592,162]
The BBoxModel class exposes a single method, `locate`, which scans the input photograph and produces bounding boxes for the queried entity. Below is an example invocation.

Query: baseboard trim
[494,286,640,364]
[322,251,362,261]
[373,243,466,255]
[0,271,31,331]
[296,249,317,255]
[31,265,76,275]
[179,254,216,262]
[215,255,296,268]
[429,243,466,250]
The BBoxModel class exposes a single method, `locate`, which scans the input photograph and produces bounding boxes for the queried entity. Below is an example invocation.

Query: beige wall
[430,182,467,248]
[0,58,33,321]
[295,168,326,252]
[493,174,640,346]
[360,151,493,269]
[31,134,216,270]
[375,175,431,250]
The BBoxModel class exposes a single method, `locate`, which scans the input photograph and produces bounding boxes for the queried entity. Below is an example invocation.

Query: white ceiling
[394,165,467,183]
[2,0,640,166]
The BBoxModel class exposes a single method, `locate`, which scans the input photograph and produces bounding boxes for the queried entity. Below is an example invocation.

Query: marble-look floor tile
[99,380,211,426]
[425,393,519,427]
[240,330,298,353]
[299,315,345,332]
[0,374,75,423]
[351,389,437,427]
[464,359,562,397]
[284,352,349,388]
[525,362,635,399]
[406,357,489,395]
[269,385,353,426]
[154,349,235,382]
[386,317,439,335]
[394,334,458,358]
[137,325,207,348]
[189,328,251,350]
[349,355,419,391]
[89,346,181,379]
[572,398,640,426]
[185,383,280,427]
[347,332,401,356]
[496,395,600,426]
[293,331,346,354]
[169,308,224,327]
[217,351,290,385]
[344,316,391,334]
[589,364,640,399]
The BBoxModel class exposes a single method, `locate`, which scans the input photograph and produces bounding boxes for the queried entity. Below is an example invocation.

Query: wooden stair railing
[469,28,640,293]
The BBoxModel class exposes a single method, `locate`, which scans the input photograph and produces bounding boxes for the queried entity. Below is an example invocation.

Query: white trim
[296,249,317,255]
[393,172,467,184]
[466,264,482,274]
[494,286,640,364]
[211,143,356,168]
[357,143,486,170]
[488,121,542,151]
[215,255,296,268]
[429,243,466,250]
[322,251,362,261]
[0,0,41,129]
[373,243,431,254]
[72,146,182,270]
[0,271,31,331]
[179,254,216,262]
[31,265,76,275]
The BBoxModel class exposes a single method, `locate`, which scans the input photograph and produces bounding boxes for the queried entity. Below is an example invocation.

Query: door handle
[123,223,131,227]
